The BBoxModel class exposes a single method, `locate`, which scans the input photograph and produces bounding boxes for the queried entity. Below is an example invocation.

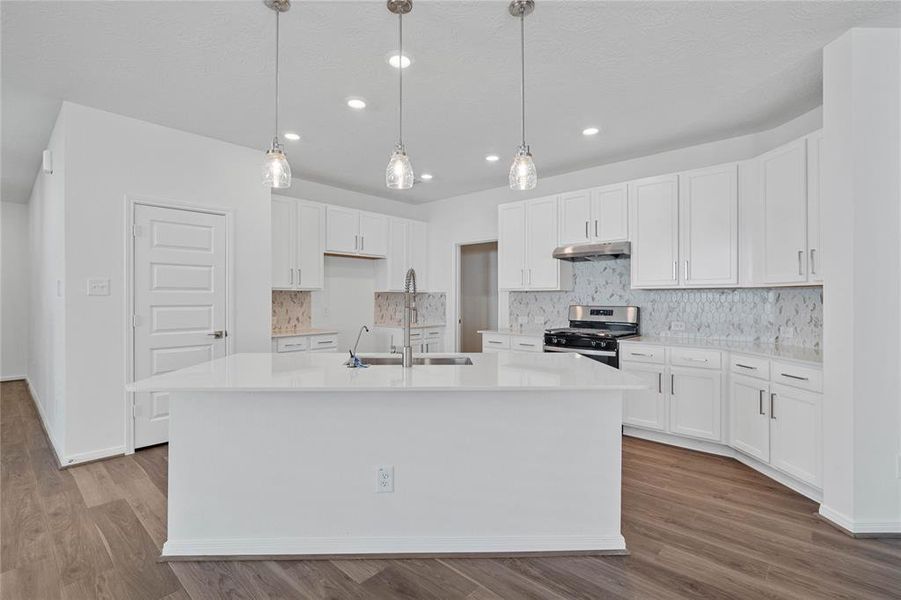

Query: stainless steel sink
[358,356,473,366]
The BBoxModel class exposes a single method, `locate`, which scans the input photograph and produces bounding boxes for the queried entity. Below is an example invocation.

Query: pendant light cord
[274,9,280,143]
[398,13,404,148]
[520,11,526,149]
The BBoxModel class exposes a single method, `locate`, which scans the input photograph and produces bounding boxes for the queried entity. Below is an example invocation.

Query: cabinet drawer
[620,344,665,364]
[482,333,510,350]
[771,360,822,392]
[276,337,310,353]
[669,347,722,370]
[424,328,443,339]
[511,336,543,353]
[309,334,338,352]
[730,354,770,380]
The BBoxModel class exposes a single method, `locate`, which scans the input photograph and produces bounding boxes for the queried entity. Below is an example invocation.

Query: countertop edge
[619,337,821,365]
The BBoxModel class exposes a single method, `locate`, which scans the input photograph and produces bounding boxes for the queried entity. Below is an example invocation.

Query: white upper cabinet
[498,197,572,291]
[679,163,738,286]
[325,206,360,254]
[378,217,428,292]
[359,212,389,257]
[272,196,296,289]
[593,183,629,242]
[558,185,628,245]
[325,207,388,258]
[558,190,592,244]
[759,138,808,284]
[525,196,562,289]
[629,174,680,288]
[498,202,527,289]
[806,130,823,283]
[271,196,324,291]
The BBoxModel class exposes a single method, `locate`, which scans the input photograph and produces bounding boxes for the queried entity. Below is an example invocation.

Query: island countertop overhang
[127,352,646,394]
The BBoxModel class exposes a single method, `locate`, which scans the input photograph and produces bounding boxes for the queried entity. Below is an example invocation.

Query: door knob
[208,330,225,339]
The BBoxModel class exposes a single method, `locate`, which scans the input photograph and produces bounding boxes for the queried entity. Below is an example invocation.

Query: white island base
[129,352,642,560]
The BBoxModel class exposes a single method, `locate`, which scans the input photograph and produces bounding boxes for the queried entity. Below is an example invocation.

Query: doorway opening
[457,242,498,353]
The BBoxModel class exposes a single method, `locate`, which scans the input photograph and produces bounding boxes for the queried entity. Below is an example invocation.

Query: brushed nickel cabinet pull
[810,248,817,275]
[289,268,294,285]
[770,393,776,420]
[671,374,676,395]
[594,219,599,237]
[735,363,756,370]
[780,372,809,381]
[672,261,677,281]
[798,250,804,275]
[658,372,662,394]
[585,221,589,239]
[683,260,689,280]
[759,389,765,415]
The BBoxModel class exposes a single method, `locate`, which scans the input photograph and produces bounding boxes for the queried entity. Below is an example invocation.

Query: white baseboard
[623,426,823,502]
[162,534,627,559]
[819,505,901,536]
[61,445,127,467]
[25,378,65,463]
[1,375,26,382]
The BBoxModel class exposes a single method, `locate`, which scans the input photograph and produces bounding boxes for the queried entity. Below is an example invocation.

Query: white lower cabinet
[729,375,770,462]
[381,327,445,354]
[669,366,722,442]
[480,332,544,354]
[769,383,822,488]
[622,343,823,496]
[619,362,666,431]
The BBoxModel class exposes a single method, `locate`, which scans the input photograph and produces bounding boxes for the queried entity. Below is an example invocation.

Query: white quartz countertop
[478,328,547,337]
[127,352,645,393]
[271,328,338,338]
[620,336,822,365]
[373,323,445,330]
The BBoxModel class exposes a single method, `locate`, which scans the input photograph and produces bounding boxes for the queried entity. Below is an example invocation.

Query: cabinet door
[728,375,770,462]
[271,196,296,289]
[525,196,561,289]
[806,130,823,283]
[325,206,359,254]
[558,190,592,244]
[296,201,324,290]
[770,384,821,487]
[760,139,808,284]
[620,362,666,431]
[409,220,428,290]
[669,366,722,441]
[629,175,679,288]
[592,183,628,242]
[385,218,410,291]
[359,212,388,257]
[679,164,738,286]
[498,203,527,290]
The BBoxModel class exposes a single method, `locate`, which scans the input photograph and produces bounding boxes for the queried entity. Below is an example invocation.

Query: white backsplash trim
[509,260,822,348]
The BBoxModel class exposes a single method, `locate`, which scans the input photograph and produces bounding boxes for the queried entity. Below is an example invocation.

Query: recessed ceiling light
[420,173,433,181]
[346,98,367,110]
[388,53,412,69]
[582,127,600,136]
[485,154,500,162]
[283,132,301,141]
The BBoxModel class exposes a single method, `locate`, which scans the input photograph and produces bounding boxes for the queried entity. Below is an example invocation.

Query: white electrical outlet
[779,326,795,339]
[671,321,685,332]
[86,278,111,296]
[376,466,394,493]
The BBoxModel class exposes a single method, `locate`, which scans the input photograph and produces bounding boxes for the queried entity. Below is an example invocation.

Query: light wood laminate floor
[2,380,899,599]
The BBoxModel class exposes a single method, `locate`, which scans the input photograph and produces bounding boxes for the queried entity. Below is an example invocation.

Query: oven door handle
[543,346,617,357]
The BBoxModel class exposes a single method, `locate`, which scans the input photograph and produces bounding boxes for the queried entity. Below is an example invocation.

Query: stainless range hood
[552,241,631,262]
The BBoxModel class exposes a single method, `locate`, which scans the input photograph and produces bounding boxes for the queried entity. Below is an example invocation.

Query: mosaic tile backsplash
[272,290,312,333]
[374,292,447,327]
[509,260,823,348]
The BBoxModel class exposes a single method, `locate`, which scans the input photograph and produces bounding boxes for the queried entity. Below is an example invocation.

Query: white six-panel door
[133,204,227,448]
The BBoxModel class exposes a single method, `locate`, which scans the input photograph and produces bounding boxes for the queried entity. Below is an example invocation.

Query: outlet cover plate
[376,465,394,493]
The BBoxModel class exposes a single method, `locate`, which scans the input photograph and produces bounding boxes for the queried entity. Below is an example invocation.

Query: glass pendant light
[508,0,537,191]
[263,0,292,188]
[386,0,414,190]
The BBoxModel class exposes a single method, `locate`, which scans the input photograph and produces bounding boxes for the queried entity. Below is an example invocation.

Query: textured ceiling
[3,1,900,204]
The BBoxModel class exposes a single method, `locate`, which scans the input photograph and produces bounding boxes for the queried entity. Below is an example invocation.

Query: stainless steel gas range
[543,305,640,369]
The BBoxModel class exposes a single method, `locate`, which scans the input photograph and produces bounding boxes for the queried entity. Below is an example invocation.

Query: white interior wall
[310,255,389,353]
[26,107,67,457]
[60,102,272,462]
[425,107,823,351]
[2,202,30,380]
[820,28,901,534]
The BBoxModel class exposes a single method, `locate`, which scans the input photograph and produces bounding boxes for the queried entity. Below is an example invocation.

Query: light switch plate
[86,278,111,296]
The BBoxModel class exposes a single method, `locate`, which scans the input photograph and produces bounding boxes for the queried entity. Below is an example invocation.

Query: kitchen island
[128,351,643,559]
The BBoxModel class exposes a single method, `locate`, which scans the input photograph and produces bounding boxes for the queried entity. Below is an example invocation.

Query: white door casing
[133,204,228,448]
